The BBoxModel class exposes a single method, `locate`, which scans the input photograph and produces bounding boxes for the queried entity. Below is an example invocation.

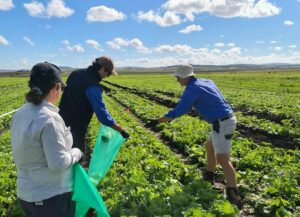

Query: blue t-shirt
[164,78,233,123]
[85,86,116,127]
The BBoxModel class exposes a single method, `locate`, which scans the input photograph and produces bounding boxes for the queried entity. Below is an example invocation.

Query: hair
[26,83,56,105]
[91,62,103,71]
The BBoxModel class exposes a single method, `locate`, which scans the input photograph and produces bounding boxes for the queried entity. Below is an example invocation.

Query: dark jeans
[18,192,75,217]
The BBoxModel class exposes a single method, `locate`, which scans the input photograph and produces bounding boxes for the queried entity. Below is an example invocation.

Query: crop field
[0,70,299,217]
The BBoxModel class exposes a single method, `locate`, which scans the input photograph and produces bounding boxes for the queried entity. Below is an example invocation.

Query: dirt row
[102,82,299,150]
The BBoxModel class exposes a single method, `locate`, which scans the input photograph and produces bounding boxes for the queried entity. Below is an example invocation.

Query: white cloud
[61,40,70,46]
[0,35,9,45]
[129,38,149,53]
[288,45,296,49]
[23,37,34,46]
[67,45,85,52]
[162,0,281,19]
[106,37,149,53]
[0,0,14,10]
[224,47,242,55]
[137,0,280,27]
[47,0,74,18]
[61,40,84,52]
[211,48,222,54]
[85,39,102,51]
[117,51,300,67]
[106,38,127,50]
[270,40,277,44]
[153,45,174,53]
[137,10,183,27]
[273,46,282,51]
[23,0,74,18]
[284,20,294,26]
[23,1,45,17]
[256,40,264,44]
[227,43,235,47]
[86,6,126,22]
[214,42,225,47]
[179,24,203,34]
[154,44,192,53]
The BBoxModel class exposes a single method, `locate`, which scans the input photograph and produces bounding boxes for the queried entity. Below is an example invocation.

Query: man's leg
[71,131,86,152]
[203,139,217,184]
[71,131,90,167]
[217,155,242,209]
[212,117,242,208]
[216,154,236,187]
[205,139,217,172]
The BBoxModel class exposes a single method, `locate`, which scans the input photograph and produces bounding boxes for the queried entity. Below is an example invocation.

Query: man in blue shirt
[147,64,242,208]
[59,56,130,167]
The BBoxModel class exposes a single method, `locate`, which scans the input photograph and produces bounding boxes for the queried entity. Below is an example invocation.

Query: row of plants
[102,85,300,216]
[0,78,26,87]
[0,131,17,217]
[102,81,299,148]
[106,74,300,128]
[85,96,239,216]
[0,81,27,130]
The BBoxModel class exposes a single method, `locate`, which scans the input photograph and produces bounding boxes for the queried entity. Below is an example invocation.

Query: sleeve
[85,86,116,127]
[164,87,195,119]
[41,117,74,171]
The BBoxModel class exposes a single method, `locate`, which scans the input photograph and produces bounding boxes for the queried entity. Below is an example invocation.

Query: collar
[87,65,101,82]
[41,100,59,113]
[187,77,197,86]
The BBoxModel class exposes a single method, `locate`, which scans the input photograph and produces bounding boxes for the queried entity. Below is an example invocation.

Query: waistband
[214,113,234,123]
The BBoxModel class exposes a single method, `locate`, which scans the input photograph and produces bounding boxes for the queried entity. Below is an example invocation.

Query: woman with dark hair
[11,62,82,217]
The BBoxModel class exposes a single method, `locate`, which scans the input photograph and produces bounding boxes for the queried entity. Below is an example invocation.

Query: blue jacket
[164,77,233,123]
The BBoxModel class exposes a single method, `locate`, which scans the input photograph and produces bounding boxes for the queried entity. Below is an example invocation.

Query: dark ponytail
[25,87,45,105]
[26,83,56,105]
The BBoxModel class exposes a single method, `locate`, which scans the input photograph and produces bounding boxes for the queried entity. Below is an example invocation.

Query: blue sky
[0,0,300,69]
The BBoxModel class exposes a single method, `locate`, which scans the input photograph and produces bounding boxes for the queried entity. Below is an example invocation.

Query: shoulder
[39,106,65,126]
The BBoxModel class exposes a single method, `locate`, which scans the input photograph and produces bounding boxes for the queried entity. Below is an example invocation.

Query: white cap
[173,64,195,78]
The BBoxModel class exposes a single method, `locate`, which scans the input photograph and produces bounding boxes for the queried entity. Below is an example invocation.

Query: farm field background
[0,70,299,217]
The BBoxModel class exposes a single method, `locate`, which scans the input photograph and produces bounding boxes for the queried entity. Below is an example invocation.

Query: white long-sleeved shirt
[11,101,77,202]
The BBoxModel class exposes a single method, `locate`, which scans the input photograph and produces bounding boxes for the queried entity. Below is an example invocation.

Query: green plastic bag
[88,125,125,184]
[72,164,109,217]
[72,125,125,217]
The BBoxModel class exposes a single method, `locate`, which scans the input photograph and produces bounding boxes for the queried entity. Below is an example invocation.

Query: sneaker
[226,187,243,209]
[202,170,215,185]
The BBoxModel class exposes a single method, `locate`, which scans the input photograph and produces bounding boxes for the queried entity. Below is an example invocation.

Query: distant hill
[1,63,300,76]
[117,63,300,74]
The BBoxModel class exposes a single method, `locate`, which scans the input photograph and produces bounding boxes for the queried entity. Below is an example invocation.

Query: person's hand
[145,119,159,128]
[120,130,130,140]
[70,148,84,163]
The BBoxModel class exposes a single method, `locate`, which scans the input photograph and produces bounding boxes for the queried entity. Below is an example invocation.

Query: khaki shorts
[208,116,237,154]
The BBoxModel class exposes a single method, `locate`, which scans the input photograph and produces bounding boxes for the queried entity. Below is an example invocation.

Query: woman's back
[11,101,73,202]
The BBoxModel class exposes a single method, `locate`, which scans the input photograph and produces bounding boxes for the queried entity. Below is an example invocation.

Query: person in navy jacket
[146,64,242,209]
[59,56,130,166]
